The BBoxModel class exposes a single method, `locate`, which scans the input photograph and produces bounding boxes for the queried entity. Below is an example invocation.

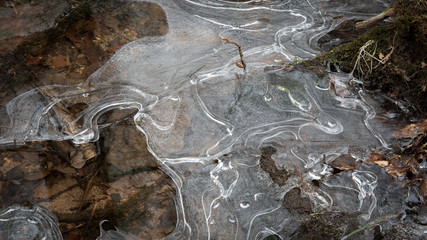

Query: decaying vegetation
[312,0,427,117]
[306,0,427,204]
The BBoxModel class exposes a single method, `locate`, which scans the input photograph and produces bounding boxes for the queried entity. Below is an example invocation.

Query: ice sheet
[2,0,414,239]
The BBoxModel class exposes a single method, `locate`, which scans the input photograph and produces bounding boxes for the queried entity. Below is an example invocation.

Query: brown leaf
[367,151,385,162]
[330,154,357,171]
[393,119,427,138]
[23,171,50,181]
[421,179,427,197]
[53,165,76,174]
[373,160,389,167]
[386,165,408,177]
[70,151,85,169]
[33,184,50,199]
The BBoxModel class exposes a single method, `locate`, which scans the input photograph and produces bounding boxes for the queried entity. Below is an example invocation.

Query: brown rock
[103,119,158,180]
[107,170,176,239]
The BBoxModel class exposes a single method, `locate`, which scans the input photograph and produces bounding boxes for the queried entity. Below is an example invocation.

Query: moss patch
[308,0,427,117]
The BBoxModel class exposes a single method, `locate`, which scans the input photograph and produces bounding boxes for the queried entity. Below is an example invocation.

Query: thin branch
[220,36,246,70]
[355,8,395,30]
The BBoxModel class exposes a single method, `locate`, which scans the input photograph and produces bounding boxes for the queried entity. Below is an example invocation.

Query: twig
[292,164,310,192]
[220,36,246,70]
[355,8,395,30]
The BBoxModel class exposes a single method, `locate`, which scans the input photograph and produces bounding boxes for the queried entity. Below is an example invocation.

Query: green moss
[302,0,427,116]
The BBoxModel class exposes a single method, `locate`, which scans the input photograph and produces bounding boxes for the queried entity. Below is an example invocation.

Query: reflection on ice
[2,0,418,239]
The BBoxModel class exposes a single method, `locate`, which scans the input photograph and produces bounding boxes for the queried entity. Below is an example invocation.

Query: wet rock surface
[0,126,177,239]
[0,1,175,239]
[102,116,158,181]
[0,0,168,106]
[0,0,70,55]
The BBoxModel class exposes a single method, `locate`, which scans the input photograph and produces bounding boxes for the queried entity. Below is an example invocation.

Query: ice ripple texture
[0,0,405,239]
[0,205,62,240]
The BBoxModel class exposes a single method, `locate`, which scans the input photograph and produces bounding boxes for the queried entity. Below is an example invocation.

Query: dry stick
[355,8,395,30]
[220,36,246,70]
[292,164,310,192]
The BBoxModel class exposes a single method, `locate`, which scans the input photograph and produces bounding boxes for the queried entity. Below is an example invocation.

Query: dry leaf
[23,171,50,181]
[386,165,408,177]
[421,179,427,197]
[33,184,50,199]
[393,119,427,138]
[53,165,77,174]
[330,154,357,171]
[373,160,389,167]
[367,151,384,162]
[379,52,384,59]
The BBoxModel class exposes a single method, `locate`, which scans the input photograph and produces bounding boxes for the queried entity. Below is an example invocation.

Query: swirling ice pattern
[0,205,62,240]
[0,0,395,239]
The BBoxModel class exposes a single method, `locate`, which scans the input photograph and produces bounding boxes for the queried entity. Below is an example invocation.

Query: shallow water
[1,0,425,239]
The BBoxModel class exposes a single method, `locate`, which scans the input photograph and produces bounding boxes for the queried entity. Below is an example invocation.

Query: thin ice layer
[1,0,411,239]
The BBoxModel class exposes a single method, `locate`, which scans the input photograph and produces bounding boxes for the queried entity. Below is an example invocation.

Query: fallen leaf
[379,52,384,59]
[367,151,385,162]
[23,171,51,181]
[386,165,408,177]
[373,160,389,167]
[33,184,50,199]
[53,165,76,174]
[330,154,357,171]
[421,179,427,197]
[70,150,85,169]
[393,119,427,138]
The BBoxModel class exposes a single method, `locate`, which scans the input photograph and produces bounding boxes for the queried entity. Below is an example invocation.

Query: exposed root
[350,37,394,77]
